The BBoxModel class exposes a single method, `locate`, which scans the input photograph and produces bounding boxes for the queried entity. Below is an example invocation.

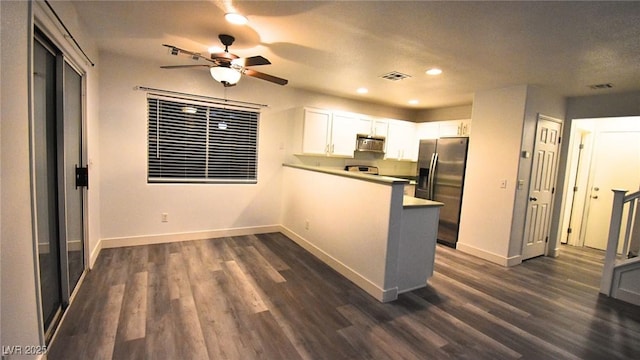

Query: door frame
[30,24,90,344]
[557,116,640,252]
[560,124,595,247]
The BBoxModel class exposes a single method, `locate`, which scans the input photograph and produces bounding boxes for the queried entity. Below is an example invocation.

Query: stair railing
[600,188,640,296]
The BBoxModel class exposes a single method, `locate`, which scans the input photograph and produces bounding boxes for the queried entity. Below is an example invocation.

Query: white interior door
[522,116,562,260]
[583,131,640,250]
[565,131,593,246]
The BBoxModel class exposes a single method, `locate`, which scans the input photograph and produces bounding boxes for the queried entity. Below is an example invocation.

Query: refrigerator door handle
[428,152,438,199]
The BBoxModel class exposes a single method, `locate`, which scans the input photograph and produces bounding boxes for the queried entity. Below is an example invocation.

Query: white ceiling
[70,0,640,109]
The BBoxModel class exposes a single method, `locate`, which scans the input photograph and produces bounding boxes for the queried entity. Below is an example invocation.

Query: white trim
[99,225,281,249]
[457,242,523,267]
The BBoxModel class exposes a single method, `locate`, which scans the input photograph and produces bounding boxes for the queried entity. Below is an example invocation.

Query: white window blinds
[148,95,259,183]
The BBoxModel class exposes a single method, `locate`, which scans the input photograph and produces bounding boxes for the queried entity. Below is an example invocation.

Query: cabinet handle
[331,144,335,153]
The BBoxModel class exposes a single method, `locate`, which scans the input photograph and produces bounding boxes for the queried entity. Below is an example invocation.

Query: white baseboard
[98,225,282,250]
[280,226,396,302]
[456,242,522,267]
[548,246,561,258]
[89,238,103,270]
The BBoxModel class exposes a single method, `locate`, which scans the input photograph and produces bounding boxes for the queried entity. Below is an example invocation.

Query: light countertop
[403,196,444,208]
[283,163,409,185]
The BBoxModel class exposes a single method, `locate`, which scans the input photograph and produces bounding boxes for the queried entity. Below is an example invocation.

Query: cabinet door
[438,119,471,137]
[331,113,362,157]
[373,119,389,138]
[416,122,439,140]
[302,108,331,154]
[438,120,460,137]
[460,119,471,136]
[386,120,417,160]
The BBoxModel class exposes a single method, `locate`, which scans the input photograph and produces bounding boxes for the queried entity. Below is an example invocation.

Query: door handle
[529,197,538,201]
[591,195,599,199]
[75,165,89,189]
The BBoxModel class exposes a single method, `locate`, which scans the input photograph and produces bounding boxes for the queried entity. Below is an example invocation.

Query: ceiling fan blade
[242,55,271,67]
[243,69,288,86]
[162,44,214,63]
[160,65,212,69]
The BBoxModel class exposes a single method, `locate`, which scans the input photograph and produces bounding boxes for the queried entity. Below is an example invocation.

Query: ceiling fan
[161,34,288,87]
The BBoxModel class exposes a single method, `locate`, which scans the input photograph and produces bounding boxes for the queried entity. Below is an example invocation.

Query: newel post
[600,189,628,296]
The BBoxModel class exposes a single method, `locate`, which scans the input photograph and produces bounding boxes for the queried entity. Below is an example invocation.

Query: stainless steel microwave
[355,134,385,153]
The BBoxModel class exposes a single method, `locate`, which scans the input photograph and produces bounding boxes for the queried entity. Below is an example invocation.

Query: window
[148,95,259,183]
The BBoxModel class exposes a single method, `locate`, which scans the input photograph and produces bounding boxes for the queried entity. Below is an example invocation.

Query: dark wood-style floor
[47,233,640,359]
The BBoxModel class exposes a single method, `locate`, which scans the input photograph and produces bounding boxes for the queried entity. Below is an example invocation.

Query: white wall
[98,52,292,243]
[457,85,528,264]
[414,104,473,122]
[96,51,411,249]
[281,167,393,295]
[509,86,565,258]
[458,85,565,265]
[1,0,42,352]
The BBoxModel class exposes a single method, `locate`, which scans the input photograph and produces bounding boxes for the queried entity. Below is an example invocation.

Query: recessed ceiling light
[425,68,443,76]
[408,99,419,105]
[225,12,248,25]
[357,87,369,94]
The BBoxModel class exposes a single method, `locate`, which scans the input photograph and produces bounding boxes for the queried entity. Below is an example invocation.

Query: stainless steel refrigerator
[415,137,469,247]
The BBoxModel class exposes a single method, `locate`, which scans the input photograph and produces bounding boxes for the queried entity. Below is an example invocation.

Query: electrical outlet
[161,213,168,222]
[305,219,310,230]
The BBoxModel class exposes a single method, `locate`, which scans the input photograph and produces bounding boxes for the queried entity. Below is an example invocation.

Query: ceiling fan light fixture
[210,66,242,85]
[225,12,248,25]
[426,68,443,76]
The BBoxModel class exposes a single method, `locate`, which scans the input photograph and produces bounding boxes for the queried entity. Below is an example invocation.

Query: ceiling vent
[589,83,613,90]
[380,71,412,81]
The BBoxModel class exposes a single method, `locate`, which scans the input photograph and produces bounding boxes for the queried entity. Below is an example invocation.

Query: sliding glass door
[33,30,87,343]
[34,32,63,339]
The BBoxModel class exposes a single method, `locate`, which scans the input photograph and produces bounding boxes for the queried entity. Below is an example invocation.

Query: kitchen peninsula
[281,164,443,302]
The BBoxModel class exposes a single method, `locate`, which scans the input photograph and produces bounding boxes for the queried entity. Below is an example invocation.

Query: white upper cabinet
[437,119,471,137]
[372,119,389,138]
[302,108,332,155]
[385,120,418,161]
[415,122,440,140]
[350,113,388,138]
[300,108,368,157]
[330,112,365,157]
[415,119,472,140]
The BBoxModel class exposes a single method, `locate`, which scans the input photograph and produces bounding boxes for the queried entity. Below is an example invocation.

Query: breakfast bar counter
[281,163,443,302]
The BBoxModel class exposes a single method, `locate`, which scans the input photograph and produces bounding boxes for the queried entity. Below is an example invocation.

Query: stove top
[344,165,379,175]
